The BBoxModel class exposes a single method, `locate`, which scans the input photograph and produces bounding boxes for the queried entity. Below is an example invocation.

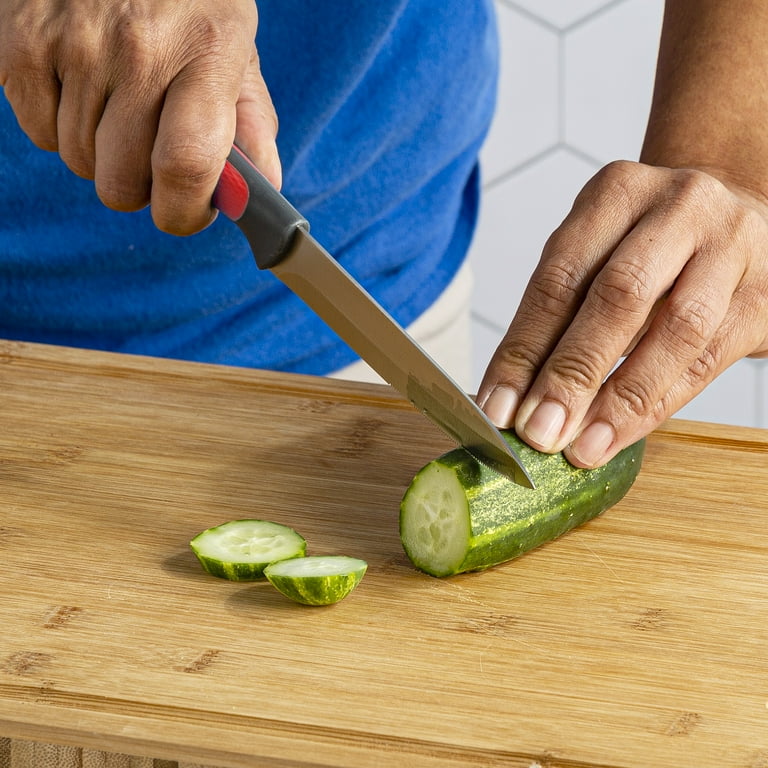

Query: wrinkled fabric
[0,1,498,373]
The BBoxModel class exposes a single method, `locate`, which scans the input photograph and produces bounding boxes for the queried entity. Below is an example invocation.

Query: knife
[212,145,535,488]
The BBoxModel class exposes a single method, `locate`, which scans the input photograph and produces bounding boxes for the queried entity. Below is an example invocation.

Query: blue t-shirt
[0,0,498,373]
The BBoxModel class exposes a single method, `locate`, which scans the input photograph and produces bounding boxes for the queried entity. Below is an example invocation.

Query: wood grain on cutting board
[0,340,766,768]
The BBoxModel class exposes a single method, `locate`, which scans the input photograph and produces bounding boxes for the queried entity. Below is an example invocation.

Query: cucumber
[264,556,368,605]
[190,519,306,580]
[400,431,645,577]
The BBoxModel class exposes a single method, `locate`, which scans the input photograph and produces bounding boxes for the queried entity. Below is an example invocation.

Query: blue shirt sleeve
[0,0,498,374]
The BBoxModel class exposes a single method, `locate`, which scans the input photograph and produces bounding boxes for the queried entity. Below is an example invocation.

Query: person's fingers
[564,250,742,467]
[149,45,280,233]
[235,48,281,190]
[479,161,768,469]
[148,11,267,234]
[3,70,61,152]
[148,68,234,233]
[58,18,157,204]
[565,198,768,467]
[57,68,106,181]
[567,279,768,467]
[477,161,663,429]
[512,191,707,455]
[93,76,162,212]
[0,6,59,152]
[2,1,277,233]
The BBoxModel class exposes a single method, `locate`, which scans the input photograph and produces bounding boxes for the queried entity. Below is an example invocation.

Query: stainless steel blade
[272,229,535,488]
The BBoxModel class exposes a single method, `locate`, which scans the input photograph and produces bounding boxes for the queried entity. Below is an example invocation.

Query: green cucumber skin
[401,431,645,577]
[265,570,365,606]
[191,555,283,582]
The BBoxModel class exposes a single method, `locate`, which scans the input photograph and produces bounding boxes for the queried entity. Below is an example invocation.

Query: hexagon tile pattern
[564,0,664,163]
[480,7,558,182]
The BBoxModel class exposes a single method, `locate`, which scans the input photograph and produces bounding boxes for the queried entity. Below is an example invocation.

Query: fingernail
[482,386,518,428]
[522,400,567,451]
[569,421,615,467]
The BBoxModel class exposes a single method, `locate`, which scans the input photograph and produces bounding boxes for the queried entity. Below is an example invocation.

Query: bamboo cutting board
[0,340,767,768]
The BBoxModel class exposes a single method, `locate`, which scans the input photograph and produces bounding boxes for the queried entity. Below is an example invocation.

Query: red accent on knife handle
[212,158,249,221]
[212,145,309,270]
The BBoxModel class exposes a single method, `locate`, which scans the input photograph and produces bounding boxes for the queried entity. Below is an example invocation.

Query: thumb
[235,47,282,190]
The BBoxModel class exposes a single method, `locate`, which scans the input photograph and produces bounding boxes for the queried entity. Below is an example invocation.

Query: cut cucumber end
[400,432,646,578]
[190,519,307,581]
[264,555,368,605]
[399,462,470,577]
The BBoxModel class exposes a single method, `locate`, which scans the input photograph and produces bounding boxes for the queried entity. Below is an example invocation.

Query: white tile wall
[469,0,766,428]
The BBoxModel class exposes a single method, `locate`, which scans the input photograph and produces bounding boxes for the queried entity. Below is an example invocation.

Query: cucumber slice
[400,431,645,577]
[264,555,368,605]
[190,519,306,581]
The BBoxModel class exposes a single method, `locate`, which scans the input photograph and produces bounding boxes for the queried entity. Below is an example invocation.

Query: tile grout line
[557,25,566,143]
[471,311,507,336]
[496,0,560,34]
[561,0,633,34]
[498,0,631,35]
[482,143,563,191]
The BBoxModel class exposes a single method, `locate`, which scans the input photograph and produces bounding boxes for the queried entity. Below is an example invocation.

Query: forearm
[641,0,768,197]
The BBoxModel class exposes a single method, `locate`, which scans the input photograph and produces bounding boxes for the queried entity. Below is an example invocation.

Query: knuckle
[173,11,255,69]
[664,168,727,225]
[492,338,543,377]
[191,14,239,53]
[111,21,159,75]
[527,259,586,311]
[0,7,41,72]
[684,344,722,386]
[585,160,650,209]
[548,351,605,393]
[594,159,644,188]
[152,139,221,187]
[611,375,660,420]
[671,168,721,206]
[66,37,102,77]
[108,8,253,82]
[727,199,768,251]
[544,162,649,266]
[589,259,655,316]
[660,296,717,354]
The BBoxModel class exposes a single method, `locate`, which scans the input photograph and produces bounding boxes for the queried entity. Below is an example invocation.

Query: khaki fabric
[1,738,11,768]
[82,750,156,768]
[2,740,222,768]
[8,742,80,768]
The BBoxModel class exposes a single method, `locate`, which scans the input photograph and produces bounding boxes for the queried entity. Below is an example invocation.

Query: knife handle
[212,145,309,270]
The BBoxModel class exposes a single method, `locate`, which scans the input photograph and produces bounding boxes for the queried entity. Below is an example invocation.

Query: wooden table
[0,340,766,768]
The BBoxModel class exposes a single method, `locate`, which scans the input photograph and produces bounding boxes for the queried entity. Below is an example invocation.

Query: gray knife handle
[212,145,309,270]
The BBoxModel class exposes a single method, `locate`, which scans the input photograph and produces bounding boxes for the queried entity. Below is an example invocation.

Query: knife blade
[212,145,535,488]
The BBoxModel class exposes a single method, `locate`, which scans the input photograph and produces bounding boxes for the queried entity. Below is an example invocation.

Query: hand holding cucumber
[478,163,768,469]
[477,3,768,470]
